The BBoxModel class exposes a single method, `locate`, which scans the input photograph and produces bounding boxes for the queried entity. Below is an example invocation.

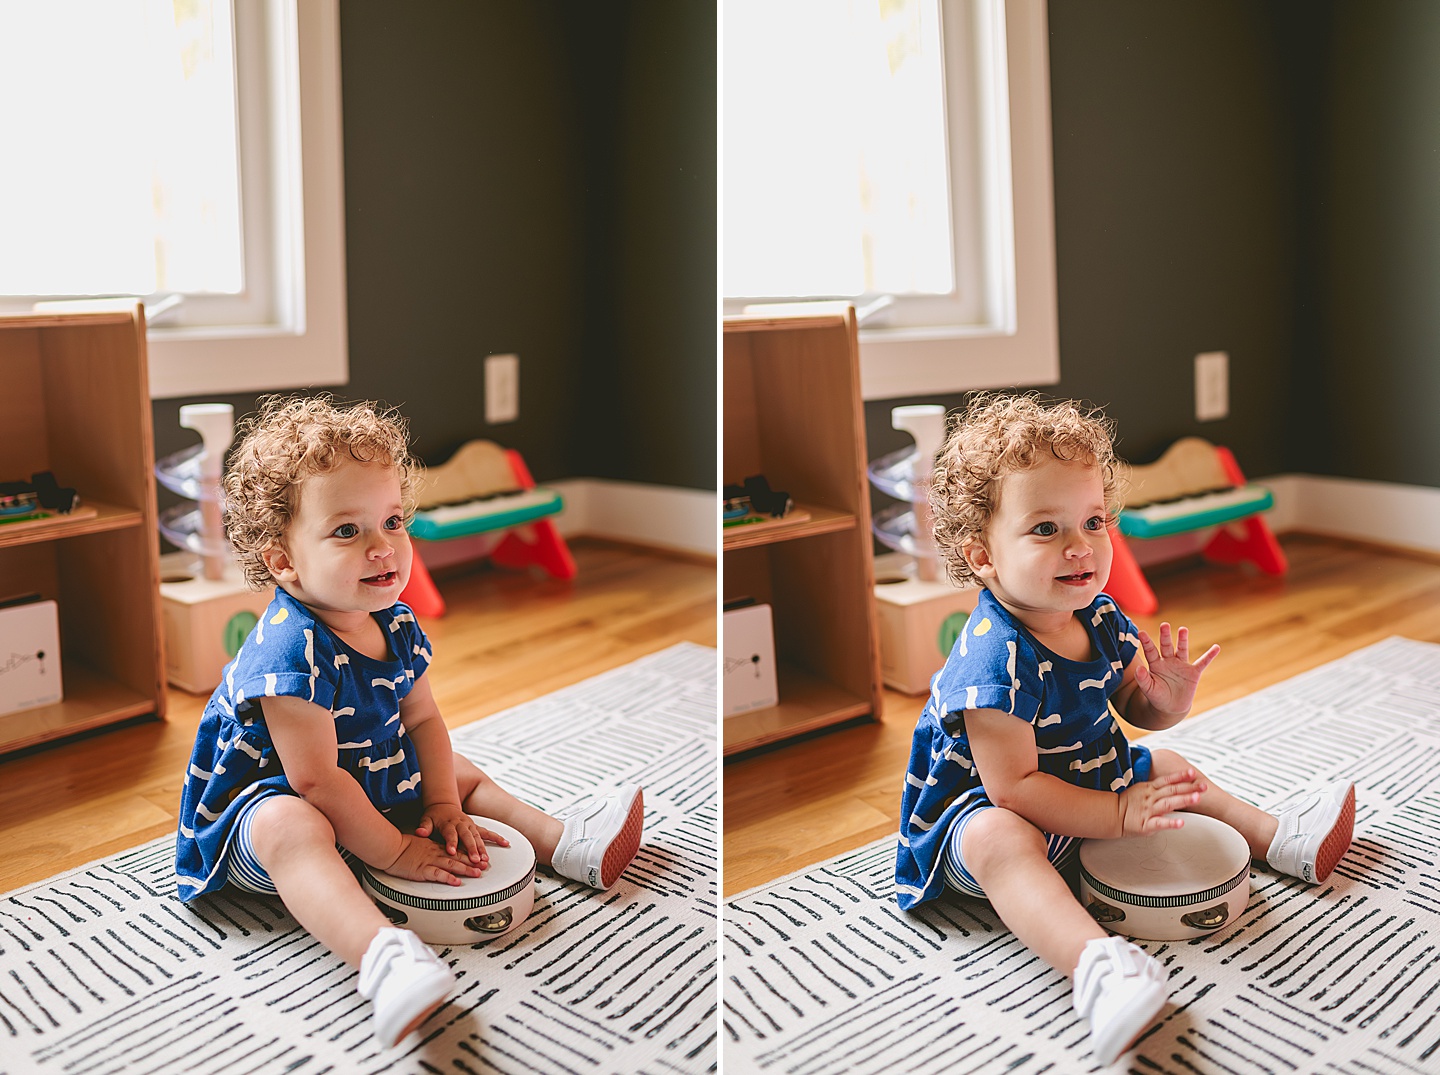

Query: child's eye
[384,515,404,531]
[333,523,358,539]
[1085,516,1106,531]
[1031,521,1057,537]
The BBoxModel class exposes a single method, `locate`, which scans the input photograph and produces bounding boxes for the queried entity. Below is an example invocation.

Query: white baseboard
[1262,472,1440,556]
[1125,473,1440,566]
[547,479,715,556]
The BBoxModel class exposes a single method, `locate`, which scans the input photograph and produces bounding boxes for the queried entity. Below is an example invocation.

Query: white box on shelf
[0,598,63,716]
[873,558,980,695]
[723,603,778,717]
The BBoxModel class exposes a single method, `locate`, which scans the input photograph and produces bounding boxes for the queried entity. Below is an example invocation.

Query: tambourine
[1079,813,1251,941]
[359,817,536,944]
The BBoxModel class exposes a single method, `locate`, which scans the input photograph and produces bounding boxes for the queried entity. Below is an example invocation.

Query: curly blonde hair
[222,395,419,589]
[930,393,1122,588]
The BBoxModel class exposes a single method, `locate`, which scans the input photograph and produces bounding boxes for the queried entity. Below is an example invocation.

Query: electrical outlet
[485,353,519,423]
[1195,351,1228,422]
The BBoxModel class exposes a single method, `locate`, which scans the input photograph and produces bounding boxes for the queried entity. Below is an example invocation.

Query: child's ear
[963,539,996,579]
[262,543,298,583]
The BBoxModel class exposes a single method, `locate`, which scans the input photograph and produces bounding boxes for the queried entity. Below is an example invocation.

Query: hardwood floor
[723,533,1440,896]
[0,539,716,894]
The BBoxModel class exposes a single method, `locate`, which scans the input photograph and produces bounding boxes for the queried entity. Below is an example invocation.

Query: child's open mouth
[363,571,397,586]
[1057,571,1094,585]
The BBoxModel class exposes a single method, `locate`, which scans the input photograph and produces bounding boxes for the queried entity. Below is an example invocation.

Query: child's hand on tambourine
[380,832,485,885]
[415,803,510,867]
[1117,768,1208,837]
[1133,623,1220,717]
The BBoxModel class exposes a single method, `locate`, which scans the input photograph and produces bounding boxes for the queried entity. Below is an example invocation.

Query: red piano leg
[1106,527,1158,616]
[1204,517,1288,575]
[1202,446,1289,576]
[400,547,448,618]
[489,449,578,580]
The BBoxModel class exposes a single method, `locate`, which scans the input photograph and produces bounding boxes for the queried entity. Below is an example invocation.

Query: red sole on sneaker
[1313,784,1355,883]
[600,789,644,889]
[395,998,446,1044]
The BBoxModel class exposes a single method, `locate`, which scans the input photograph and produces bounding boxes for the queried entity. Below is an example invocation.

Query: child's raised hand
[1133,623,1220,716]
[415,803,510,867]
[1117,768,1208,837]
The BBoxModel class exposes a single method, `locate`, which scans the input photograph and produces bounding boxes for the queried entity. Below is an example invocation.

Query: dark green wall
[154,1,715,494]
[1308,1,1440,487]
[870,0,1440,502]
[868,1,1299,481]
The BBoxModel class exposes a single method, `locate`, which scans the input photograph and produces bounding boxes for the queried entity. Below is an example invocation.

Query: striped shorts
[940,806,1079,900]
[224,792,356,896]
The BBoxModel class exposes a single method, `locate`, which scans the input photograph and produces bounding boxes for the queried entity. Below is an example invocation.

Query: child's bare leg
[1149,748,1278,859]
[453,753,565,864]
[960,807,1107,975]
[248,794,391,966]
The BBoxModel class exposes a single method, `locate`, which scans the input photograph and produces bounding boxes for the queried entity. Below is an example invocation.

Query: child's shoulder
[933,590,1041,689]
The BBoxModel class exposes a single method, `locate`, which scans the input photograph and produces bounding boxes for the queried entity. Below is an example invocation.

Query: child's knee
[249,795,335,859]
[961,808,1047,872]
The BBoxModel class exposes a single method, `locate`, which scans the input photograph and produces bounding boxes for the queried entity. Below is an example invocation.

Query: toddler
[175,396,644,1047]
[895,395,1353,1066]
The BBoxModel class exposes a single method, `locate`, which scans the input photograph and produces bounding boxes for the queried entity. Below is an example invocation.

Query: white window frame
[11,0,348,399]
[724,0,1058,401]
[865,0,1057,401]
[147,0,347,399]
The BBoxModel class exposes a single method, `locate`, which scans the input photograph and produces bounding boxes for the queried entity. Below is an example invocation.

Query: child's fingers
[1137,628,1160,664]
[1175,625,1189,661]
[1192,643,1221,671]
[477,827,511,847]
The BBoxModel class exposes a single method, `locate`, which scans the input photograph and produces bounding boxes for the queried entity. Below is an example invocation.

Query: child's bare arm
[1112,623,1220,731]
[400,677,501,865]
[263,695,480,884]
[966,708,1205,838]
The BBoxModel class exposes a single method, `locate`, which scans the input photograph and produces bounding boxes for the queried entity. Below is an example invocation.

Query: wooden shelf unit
[723,306,882,755]
[0,307,166,755]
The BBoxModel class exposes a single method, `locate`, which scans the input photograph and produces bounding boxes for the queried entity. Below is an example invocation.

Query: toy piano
[399,441,576,618]
[1107,438,1286,616]
[409,440,563,541]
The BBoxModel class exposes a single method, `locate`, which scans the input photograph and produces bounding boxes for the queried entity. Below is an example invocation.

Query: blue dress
[894,589,1152,910]
[174,588,433,901]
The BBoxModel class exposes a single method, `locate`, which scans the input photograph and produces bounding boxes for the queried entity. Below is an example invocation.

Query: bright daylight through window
[0,0,244,305]
[0,0,348,399]
[724,0,1059,399]
[724,0,955,304]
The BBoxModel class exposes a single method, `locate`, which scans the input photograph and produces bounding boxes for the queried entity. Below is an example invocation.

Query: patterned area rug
[724,637,1440,1074]
[0,642,717,1075]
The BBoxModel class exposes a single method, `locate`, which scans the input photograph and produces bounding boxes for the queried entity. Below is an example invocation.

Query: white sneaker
[1266,781,1355,884]
[551,785,644,890]
[357,927,454,1047]
[1073,936,1168,1066]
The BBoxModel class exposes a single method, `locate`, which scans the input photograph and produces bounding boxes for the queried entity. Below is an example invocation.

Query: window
[0,0,347,399]
[723,0,1058,400]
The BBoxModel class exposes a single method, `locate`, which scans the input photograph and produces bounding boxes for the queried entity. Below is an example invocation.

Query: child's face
[263,456,412,617]
[964,453,1112,620]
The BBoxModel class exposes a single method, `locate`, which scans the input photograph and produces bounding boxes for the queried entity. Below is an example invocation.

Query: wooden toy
[1107,438,1286,615]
